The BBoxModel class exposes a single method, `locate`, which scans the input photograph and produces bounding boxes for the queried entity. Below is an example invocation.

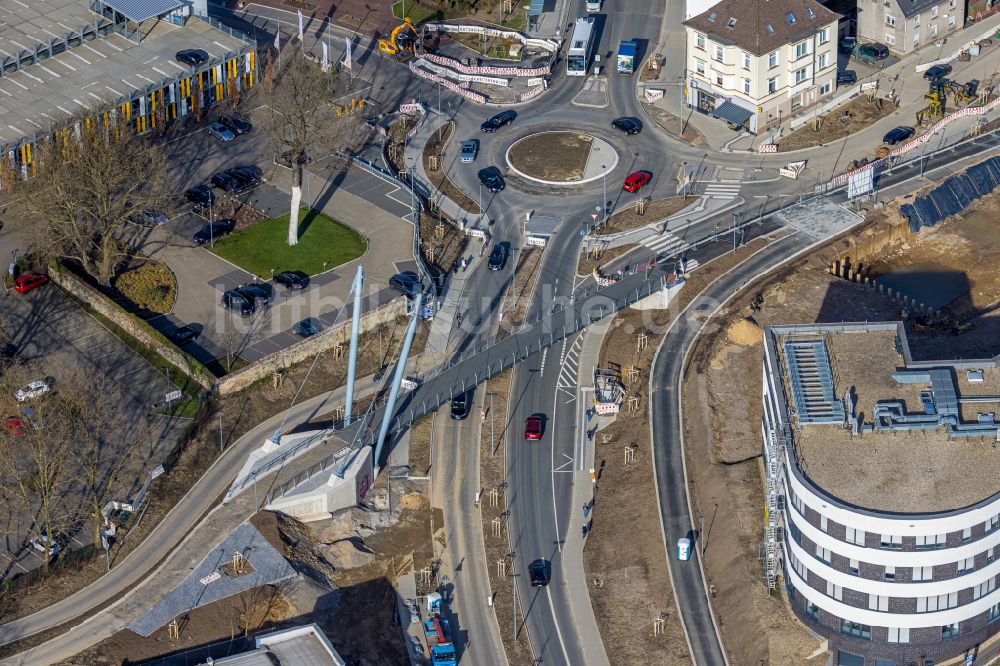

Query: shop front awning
[712,100,753,126]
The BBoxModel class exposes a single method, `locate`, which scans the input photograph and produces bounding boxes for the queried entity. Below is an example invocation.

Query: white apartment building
[683,0,840,134]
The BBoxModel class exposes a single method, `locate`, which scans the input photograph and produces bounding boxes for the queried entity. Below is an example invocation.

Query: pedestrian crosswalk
[640,230,690,258]
[701,181,742,200]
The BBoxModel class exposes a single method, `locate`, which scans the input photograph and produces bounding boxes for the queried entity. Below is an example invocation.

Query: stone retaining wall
[50,269,214,389]
[214,297,409,396]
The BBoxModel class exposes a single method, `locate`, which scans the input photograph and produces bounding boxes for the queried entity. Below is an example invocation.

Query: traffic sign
[165,389,183,402]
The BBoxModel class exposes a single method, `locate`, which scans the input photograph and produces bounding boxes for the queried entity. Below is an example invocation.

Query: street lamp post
[601,165,607,225]
[732,212,739,252]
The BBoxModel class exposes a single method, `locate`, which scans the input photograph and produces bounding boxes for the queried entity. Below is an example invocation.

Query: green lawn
[210,208,367,278]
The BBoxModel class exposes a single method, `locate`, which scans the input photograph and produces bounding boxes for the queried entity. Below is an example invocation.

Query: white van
[586,0,601,12]
[677,537,692,561]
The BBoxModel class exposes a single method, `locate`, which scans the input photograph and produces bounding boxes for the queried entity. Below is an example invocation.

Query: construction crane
[378,18,418,57]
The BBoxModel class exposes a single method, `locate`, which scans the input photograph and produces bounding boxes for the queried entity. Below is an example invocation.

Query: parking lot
[0,283,187,575]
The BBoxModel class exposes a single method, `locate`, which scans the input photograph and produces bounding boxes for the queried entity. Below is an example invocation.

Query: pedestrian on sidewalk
[581,523,589,537]
[583,504,590,519]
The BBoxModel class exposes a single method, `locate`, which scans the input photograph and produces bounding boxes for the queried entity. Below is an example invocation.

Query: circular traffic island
[506,131,618,185]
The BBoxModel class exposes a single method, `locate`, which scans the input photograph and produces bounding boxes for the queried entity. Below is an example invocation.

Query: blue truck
[617,40,638,75]
[423,593,457,666]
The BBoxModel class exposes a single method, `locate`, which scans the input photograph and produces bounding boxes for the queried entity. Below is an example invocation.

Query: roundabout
[505,130,619,185]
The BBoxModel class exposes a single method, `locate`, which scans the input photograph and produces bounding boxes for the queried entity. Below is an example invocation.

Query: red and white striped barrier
[408,62,487,104]
[415,57,510,87]
[520,85,546,102]
[423,51,550,77]
[593,401,620,415]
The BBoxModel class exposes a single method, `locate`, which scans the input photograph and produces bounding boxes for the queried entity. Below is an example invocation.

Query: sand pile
[726,318,764,346]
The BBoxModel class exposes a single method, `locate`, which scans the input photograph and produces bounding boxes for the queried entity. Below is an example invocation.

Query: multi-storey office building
[762,322,1000,666]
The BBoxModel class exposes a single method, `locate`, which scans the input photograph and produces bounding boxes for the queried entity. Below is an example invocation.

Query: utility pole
[601,166,607,225]
[699,514,705,558]
[219,408,224,454]
[731,212,739,252]
[488,392,497,456]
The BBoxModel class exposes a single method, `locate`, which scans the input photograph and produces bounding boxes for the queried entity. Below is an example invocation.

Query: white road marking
[69,51,91,65]
[152,66,169,76]
[83,44,107,58]
[58,60,77,71]
[8,78,27,90]
[539,347,548,377]
[137,74,156,84]
[20,70,42,82]
[106,85,123,97]
[37,64,59,77]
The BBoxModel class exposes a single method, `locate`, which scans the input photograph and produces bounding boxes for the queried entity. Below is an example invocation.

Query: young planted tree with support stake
[260,44,339,246]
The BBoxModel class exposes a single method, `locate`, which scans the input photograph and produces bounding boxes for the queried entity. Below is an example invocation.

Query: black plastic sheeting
[899,156,1000,232]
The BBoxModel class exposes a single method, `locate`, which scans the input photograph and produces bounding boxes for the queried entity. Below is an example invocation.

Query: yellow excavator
[379,18,418,57]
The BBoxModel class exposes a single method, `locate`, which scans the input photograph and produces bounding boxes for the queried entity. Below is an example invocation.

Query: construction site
[679,152,1000,665]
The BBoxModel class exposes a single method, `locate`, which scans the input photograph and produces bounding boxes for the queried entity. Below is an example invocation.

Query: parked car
[480,110,517,133]
[836,70,857,86]
[277,151,312,168]
[15,378,52,402]
[30,530,63,557]
[389,271,421,297]
[135,209,168,226]
[450,392,471,420]
[586,0,601,11]
[13,273,49,294]
[295,318,323,337]
[529,559,551,586]
[222,289,256,316]
[487,243,508,271]
[883,126,915,145]
[211,170,249,193]
[168,324,200,346]
[524,415,543,440]
[193,219,235,245]
[839,36,857,54]
[459,140,479,163]
[219,114,252,135]
[274,271,310,291]
[207,122,236,142]
[858,42,889,60]
[924,64,953,81]
[623,171,651,193]
[229,165,263,187]
[611,117,642,135]
[185,184,216,208]
[175,49,209,66]
[478,166,505,193]
[237,283,273,307]
[2,416,26,438]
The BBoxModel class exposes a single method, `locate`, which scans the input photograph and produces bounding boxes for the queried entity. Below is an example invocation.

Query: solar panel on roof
[95,0,184,23]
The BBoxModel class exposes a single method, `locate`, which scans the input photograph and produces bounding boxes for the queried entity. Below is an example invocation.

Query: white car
[15,379,51,402]
[30,531,63,557]
[586,0,601,12]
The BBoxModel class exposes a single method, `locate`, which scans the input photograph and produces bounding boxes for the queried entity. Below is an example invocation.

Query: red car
[2,417,26,438]
[13,274,49,294]
[524,415,543,440]
[622,171,651,193]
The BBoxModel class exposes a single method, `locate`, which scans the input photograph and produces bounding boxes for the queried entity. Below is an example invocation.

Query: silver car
[459,140,479,163]
[15,379,51,402]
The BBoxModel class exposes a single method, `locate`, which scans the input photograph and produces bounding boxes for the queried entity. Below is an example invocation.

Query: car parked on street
[222,289,256,316]
[16,378,52,402]
[478,166,505,193]
[480,110,516,133]
[185,185,216,208]
[176,49,208,66]
[450,392,471,420]
[207,123,236,142]
[623,171,651,193]
[611,117,642,135]
[529,558,551,586]
[168,324,200,346]
[13,273,49,294]
[193,219,235,245]
[524,415,543,440]
[924,64,952,81]
[274,271,310,291]
[219,114,252,135]
[883,126,915,145]
[487,243,508,271]
[295,318,323,337]
[459,140,479,163]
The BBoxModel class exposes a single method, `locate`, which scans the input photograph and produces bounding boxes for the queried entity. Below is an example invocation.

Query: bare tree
[16,105,170,286]
[260,45,339,246]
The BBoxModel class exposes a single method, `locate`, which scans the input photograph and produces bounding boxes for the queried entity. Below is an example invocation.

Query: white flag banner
[274,30,280,51]
[344,37,352,70]
[297,10,304,41]
[321,41,330,72]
